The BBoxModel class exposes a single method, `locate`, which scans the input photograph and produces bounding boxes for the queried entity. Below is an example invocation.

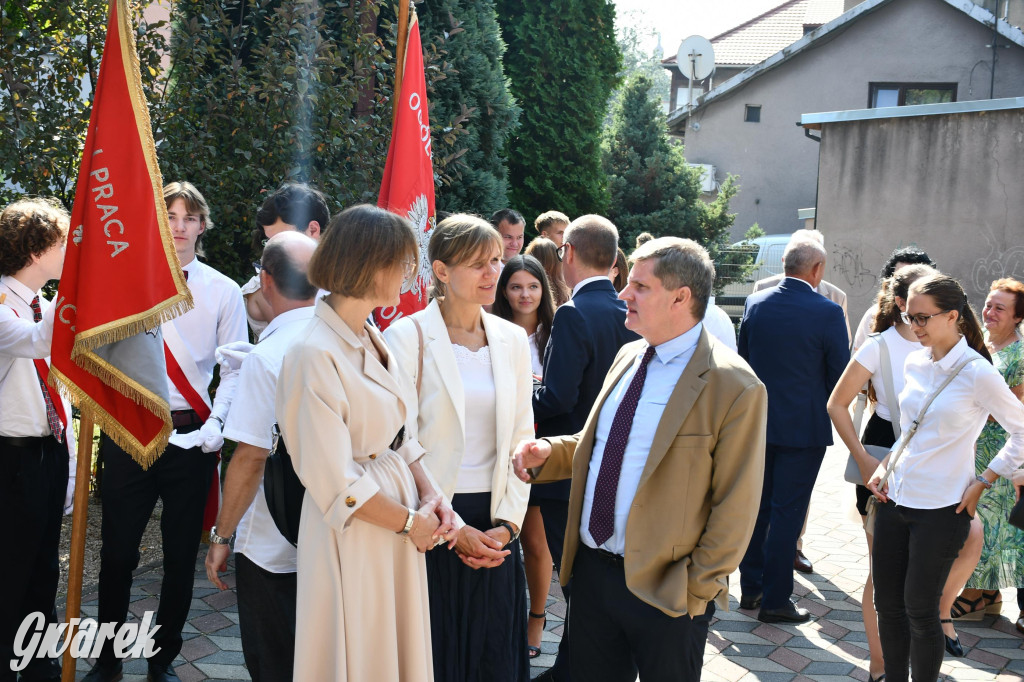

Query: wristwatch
[497,521,519,546]
[209,526,234,545]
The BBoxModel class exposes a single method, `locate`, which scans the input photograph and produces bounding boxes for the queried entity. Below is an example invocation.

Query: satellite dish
[676,35,714,81]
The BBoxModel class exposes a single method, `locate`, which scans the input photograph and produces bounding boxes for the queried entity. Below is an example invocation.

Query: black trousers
[739,444,825,609]
[873,502,970,682]
[568,546,713,682]
[235,553,296,682]
[0,435,68,682]
[536,497,572,680]
[95,431,217,667]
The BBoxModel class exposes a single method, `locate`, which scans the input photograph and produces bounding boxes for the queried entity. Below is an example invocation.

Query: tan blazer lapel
[423,301,466,435]
[636,330,712,491]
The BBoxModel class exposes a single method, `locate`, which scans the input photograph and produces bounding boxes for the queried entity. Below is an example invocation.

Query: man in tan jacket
[514,237,767,681]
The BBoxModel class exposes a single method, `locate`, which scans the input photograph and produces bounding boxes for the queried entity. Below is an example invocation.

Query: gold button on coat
[345,496,356,507]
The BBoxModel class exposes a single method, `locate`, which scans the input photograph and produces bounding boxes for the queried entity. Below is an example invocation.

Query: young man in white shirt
[0,198,73,682]
[204,231,317,681]
[241,183,329,336]
[86,183,247,682]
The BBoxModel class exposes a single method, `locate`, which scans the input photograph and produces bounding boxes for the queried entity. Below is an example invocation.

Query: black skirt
[856,412,900,516]
[426,492,530,682]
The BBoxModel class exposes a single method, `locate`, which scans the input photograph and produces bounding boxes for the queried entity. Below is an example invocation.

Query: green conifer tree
[418,0,519,215]
[603,73,753,290]
[495,0,620,223]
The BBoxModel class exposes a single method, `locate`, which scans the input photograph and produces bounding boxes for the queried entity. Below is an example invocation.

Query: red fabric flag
[50,0,191,467]
[374,11,436,331]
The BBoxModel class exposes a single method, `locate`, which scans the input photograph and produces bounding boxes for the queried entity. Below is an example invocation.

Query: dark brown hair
[493,254,556,353]
[0,197,69,277]
[308,204,417,298]
[611,247,629,292]
[909,274,992,363]
[871,263,938,333]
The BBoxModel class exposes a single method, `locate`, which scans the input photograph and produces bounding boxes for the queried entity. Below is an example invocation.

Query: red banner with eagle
[374,9,435,331]
[50,0,191,468]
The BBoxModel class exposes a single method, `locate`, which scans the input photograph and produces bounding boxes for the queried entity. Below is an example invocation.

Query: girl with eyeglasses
[864,274,1024,682]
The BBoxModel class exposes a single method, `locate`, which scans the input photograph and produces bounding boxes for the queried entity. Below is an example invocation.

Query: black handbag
[1009,488,1024,531]
[264,424,406,546]
[264,424,304,546]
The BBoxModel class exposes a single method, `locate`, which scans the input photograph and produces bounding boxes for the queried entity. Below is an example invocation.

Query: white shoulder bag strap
[875,335,902,439]
[878,355,978,489]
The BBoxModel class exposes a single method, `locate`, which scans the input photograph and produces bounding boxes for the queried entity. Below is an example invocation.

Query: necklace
[988,329,1021,353]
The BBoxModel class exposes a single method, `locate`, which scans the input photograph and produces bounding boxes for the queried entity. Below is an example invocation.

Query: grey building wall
[816,106,1024,326]
[675,0,1024,241]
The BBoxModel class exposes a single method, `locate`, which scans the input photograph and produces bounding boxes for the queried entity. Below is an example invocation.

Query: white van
[716,233,792,321]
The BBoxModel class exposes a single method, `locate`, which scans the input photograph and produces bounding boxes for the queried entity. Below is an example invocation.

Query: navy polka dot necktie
[588,345,657,547]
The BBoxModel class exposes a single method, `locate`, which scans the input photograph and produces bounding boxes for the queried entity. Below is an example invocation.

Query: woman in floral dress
[952,278,1024,628]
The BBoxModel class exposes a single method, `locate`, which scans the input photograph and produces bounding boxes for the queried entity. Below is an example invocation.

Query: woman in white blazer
[385,214,534,682]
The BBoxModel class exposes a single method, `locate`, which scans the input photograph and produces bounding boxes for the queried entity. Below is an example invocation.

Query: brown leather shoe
[794,549,813,574]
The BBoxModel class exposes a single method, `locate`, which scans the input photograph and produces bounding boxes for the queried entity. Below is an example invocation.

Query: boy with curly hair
[0,196,73,682]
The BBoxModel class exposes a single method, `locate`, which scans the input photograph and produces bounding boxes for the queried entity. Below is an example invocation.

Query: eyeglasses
[556,242,571,262]
[402,259,417,278]
[900,310,950,327]
[252,262,262,275]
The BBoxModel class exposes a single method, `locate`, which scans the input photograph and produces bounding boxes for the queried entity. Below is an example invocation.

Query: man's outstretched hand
[513,439,552,482]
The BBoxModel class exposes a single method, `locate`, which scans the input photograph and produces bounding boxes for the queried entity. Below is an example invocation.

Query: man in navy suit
[532,214,639,682]
[737,235,849,623]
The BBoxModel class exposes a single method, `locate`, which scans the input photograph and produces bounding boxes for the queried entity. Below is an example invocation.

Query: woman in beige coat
[277,205,454,681]
[385,215,534,682]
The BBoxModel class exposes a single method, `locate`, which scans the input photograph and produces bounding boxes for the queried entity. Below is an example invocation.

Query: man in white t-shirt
[205,231,318,681]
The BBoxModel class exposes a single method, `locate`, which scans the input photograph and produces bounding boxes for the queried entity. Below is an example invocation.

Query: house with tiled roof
[663,0,1024,240]
[661,0,843,112]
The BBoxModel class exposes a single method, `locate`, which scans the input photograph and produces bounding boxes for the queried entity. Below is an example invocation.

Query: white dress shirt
[0,275,70,441]
[703,296,737,352]
[890,336,1024,509]
[169,259,248,421]
[527,332,543,376]
[222,306,314,573]
[852,327,921,421]
[571,275,612,299]
[580,323,704,555]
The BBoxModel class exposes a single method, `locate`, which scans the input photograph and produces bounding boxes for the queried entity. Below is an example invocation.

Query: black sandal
[868,674,886,682]
[528,611,546,659]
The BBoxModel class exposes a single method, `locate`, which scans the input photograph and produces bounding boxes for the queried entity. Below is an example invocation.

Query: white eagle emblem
[403,194,434,301]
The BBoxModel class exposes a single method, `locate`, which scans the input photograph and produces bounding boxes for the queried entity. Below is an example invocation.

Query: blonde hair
[428,214,502,300]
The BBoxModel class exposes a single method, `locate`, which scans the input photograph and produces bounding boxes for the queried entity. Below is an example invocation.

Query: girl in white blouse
[867,274,1024,682]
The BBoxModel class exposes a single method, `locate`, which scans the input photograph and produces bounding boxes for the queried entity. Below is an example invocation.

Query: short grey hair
[783,236,827,276]
[629,237,714,319]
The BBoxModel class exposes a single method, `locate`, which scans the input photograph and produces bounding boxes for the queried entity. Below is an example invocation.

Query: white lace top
[453,344,498,493]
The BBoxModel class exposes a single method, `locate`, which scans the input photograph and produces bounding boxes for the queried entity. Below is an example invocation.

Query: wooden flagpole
[62,407,95,682]
[392,0,413,128]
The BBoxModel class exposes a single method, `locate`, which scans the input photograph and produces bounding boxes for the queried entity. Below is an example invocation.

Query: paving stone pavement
[65,439,1024,680]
